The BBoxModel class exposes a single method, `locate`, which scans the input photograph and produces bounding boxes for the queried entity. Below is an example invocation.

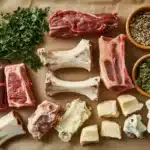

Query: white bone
[37,39,92,71]
[45,72,100,101]
[0,111,26,146]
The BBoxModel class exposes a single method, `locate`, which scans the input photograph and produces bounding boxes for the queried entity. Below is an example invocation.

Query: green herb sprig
[0,7,50,70]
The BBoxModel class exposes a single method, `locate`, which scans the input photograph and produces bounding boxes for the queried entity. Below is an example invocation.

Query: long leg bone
[37,39,92,71]
[0,111,26,146]
[45,72,100,101]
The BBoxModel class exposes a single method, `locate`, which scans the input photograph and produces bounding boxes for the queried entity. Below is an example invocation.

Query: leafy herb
[130,11,150,46]
[0,7,50,70]
[136,58,150,93]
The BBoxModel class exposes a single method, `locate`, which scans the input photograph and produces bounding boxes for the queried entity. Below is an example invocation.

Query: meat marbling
[49,10,119,38]
[5,63,35,108]
[99,34,134,93]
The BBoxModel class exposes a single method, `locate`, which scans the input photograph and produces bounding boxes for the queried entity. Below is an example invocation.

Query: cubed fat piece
[55,99,91,142]
[145,100,150,133]
[80,125,99,146]
[101,120,121,139]
[27,100,60,139]
[5,63,35,108]
[97,100,119,118]
[49,10,119,38]
[99,34,134,93]
[117,94,143,116]
[123,114,146,138]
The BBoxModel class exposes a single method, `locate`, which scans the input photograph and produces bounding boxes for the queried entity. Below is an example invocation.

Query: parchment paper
[1,0,150,150]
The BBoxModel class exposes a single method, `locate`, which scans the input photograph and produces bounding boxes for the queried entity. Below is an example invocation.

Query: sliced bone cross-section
[45,71,100,101]
[0,111,26,146]
[37,39,92,71]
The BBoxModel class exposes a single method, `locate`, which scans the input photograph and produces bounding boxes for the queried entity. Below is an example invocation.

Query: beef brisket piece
[0,66,8,110]
[49,10,119,38]
[99,34,134,93]
[27,100,60,139]
[5,63,35,108]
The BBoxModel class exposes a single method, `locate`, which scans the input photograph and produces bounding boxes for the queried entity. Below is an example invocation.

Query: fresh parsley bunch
[0,7,50,70]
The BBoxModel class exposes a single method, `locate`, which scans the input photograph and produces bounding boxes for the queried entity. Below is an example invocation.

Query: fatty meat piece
[49,10,119,38]
[28,100,60,139]
[99,34,134,93]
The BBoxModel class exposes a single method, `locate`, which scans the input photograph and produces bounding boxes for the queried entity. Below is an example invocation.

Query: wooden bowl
[126,5,150,50]
[132,54,150,97]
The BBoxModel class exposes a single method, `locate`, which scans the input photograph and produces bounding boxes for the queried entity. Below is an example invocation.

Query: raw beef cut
[28,100,60,139]
[0,66,8,110]
[49,10,119,38]
[99,34,134,93]
[5,63,35,108]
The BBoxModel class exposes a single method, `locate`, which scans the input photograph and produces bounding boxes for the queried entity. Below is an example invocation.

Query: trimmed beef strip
[49,10,119,38]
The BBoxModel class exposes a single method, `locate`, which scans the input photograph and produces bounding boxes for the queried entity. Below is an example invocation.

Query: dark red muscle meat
[99,34,134,93]
[0,66,8,110]
[5,63,35,108]
[49,10,119,38]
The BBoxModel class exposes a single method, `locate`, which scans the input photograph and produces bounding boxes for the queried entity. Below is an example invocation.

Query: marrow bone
[55,99,91,142]
[37,39,92,71]
[45,72,100,101]
[0,111,26,146]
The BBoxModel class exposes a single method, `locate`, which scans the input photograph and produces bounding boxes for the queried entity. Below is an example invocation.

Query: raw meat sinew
[99,34,134,93]
[49,10,119,38]
[28,100,60,139]
[5,63,35,108]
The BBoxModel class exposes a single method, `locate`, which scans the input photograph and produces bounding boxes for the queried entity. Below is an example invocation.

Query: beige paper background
[1,0,150,150]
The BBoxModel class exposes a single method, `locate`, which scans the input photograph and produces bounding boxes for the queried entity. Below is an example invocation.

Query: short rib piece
[5,63,35,108]
[49,10,119,38]
[99,34,134,93]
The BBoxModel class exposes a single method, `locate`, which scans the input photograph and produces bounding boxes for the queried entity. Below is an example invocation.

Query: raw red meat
[0,66,8,110]
[49,10,119,38]
[5,63,35,108]
[99,34,134,93]
[27,100,60,139]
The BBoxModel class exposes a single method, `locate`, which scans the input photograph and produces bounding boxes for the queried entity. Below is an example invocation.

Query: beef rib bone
[37,39,92,71]
[99,34,134,93]
[45,72,100,101]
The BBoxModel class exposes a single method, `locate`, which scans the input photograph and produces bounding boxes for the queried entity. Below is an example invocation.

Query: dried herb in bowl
[130,11,150,46]
[0,7,50,71]
[136,58,150,93]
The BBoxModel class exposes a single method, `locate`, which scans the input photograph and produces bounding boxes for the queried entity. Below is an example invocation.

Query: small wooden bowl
[126,5,150,50]
[132,54,150,97]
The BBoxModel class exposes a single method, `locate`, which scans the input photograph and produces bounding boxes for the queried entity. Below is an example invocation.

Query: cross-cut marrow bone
[45,72,100,101]
[37,39,92,71]
[55,99,91,142]
[0,111,26,146]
